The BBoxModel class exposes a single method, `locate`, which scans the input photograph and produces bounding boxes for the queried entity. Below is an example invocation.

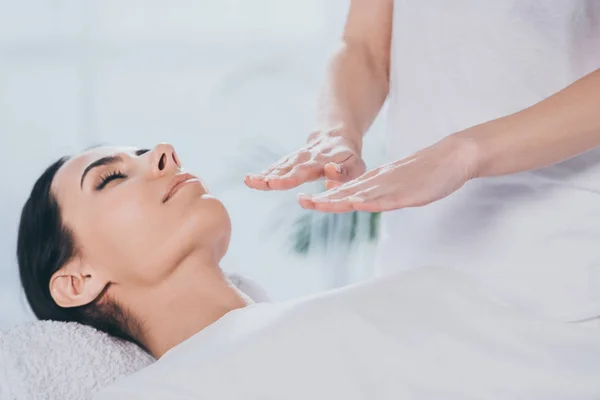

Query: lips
[162,173,199,203]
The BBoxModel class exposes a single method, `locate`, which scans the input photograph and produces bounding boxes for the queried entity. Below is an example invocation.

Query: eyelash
[96,170,127,191]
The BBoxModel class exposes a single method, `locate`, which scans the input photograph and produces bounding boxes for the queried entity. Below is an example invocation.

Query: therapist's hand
[245,130,366,191]
[297,135,480,213]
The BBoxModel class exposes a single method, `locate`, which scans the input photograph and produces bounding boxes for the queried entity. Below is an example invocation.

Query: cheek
[108,193,174,278]
[84,188,169,283]
[84,190,232,284]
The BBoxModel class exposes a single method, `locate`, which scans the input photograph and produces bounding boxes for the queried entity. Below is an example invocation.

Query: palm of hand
[299,136,477,213]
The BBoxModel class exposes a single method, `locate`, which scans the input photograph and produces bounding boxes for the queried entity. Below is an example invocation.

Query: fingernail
[334,164,342,174]
[297,193,311,200]
[312,197,330,203]
[250,174,264,180]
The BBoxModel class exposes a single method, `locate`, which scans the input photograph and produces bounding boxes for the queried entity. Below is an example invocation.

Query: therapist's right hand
[244,129,366,192]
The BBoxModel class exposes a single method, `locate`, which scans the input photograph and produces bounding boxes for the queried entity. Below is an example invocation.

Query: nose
[151,143,181,176]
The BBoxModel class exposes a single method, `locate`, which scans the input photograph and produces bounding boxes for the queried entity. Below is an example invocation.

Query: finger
[350,166,380,184]
[298,186,371,213]
[246,156,305,191]
[347,188,387,212]
[321,167,386,198]
[345,186,382,202]
[312,198,355,214]
[264,162,296,180]
[257,156,290,177]
[265,151,311,177]
[350,200,383,213]
[313,180,379,202]
[353,188,422,212]
[315,166,381,197]
[298,189,369,213]
[323,162,343,181]
[245,160,289,190]
[244,174,253,188]
[305,177,360,200]
[323,179,342,190]
[267,162,322,190]
[248,150,310,184]
[300,191,376,213]
[338,163,387,188]
[353,195,405,213]
[298,195,317,210]
[245,173,272,191]
[323,154,366,182]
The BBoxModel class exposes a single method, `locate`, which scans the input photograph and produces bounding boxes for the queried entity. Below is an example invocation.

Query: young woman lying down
[17,144,600,399]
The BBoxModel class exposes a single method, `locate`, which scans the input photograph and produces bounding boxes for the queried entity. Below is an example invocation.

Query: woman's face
[51,143,231,288]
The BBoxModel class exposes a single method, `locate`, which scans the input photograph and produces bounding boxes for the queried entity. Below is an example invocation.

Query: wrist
[446,130,486,180]
[308,125,364,153]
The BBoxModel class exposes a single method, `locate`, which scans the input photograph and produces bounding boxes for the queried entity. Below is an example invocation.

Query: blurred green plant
[290,209,381,255]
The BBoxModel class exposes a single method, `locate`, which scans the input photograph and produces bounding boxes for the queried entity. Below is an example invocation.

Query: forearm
[457,68,600,178]
[313,40,390,151]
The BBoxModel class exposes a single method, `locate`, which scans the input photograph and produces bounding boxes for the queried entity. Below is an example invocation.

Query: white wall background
[0,0,386,329]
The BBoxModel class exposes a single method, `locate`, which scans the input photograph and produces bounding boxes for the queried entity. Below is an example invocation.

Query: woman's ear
[49,258,108,308]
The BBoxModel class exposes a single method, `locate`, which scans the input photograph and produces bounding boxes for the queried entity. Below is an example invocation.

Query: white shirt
[377,0,600,321]
[95,267,600,399]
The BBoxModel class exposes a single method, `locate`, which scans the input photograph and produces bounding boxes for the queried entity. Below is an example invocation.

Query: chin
[185,196,232,257]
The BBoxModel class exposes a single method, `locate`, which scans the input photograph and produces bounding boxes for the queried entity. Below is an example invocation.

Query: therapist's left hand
[297,134,480,213]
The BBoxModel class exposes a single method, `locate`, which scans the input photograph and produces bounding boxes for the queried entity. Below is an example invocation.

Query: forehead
[52,146,137,194]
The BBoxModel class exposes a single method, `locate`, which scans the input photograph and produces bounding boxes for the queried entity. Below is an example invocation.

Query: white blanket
[96,266,600,399]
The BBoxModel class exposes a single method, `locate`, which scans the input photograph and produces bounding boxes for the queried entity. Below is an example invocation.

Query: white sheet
[95,266,600,399]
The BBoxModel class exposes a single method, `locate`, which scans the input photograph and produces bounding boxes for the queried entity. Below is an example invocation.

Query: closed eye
[96,170,127,191]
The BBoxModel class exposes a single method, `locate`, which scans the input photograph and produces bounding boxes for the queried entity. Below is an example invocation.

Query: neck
[124,254,251,358]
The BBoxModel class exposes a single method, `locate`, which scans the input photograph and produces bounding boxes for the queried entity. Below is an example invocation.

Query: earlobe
[49,259,108,308]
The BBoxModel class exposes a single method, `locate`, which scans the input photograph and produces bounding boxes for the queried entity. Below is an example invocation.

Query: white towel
[0,320,154,400]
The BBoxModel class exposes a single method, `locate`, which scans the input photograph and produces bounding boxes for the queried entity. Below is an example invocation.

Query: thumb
[324,155,366,183]
[323,179,342,190]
